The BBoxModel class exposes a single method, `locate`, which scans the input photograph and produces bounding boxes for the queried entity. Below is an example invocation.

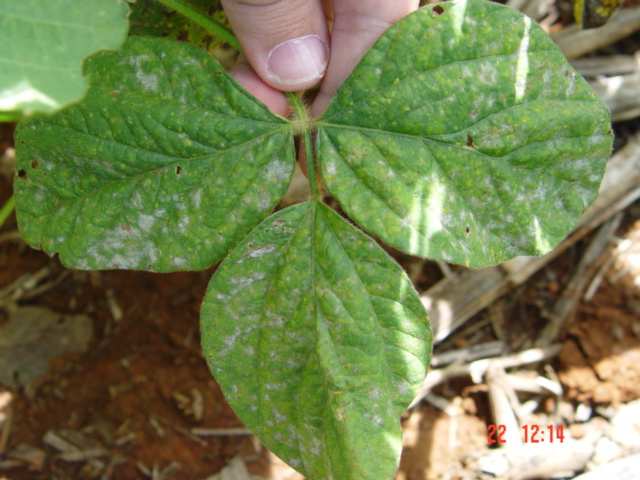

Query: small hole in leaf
[465,226,471,236]
[31,160,39,169]
[433,5,444,15]
[18,169,27,179]
[176,165,182,175]
[466,133,475,148]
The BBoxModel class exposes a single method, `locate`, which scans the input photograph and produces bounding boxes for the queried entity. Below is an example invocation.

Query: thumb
[222,0,329,92]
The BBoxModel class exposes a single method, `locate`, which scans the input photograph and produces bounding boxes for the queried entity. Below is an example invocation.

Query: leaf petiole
[0,111,20,123]
[155,0,240,50]
[0,194,15,228]
[287,93,319,200]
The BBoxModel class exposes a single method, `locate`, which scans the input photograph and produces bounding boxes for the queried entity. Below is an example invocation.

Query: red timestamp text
[487,424,565,445]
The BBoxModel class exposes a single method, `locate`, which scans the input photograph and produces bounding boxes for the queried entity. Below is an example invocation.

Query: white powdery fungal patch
[192,189,202,209]
[478,62,498,85]
[218,329,242,357]
[565,71,576,96]
[132,192,144,209]
[230,272,267,292]
[372,415,384,427]
[247,245,276,258]
[588,173,601,183]
[324,158,337,177]
[258,191,272,210]
[265,159,291,182]
[128,54,159,92]
[178,216,190,232]
[138,213,155,232]
[397,382,410,397]
[138,72,158,92]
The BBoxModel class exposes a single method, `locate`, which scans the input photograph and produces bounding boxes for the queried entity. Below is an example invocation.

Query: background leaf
[317,0,613,268]
[201,201,431,480]
[14,37,294,272]
[0,0,129,115]
[129,0,219,39]
[129,0,236,66]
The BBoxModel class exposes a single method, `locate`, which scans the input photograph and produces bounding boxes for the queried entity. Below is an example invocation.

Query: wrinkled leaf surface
[318,0,612,267]
[201,201,431,480]
[15,37,294,271]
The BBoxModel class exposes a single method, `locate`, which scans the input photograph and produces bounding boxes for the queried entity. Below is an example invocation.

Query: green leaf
[129,0,233,55]
[201,201,431,480]
[317,0,613,268]
[0,0,129,115]
[14,37,294,272]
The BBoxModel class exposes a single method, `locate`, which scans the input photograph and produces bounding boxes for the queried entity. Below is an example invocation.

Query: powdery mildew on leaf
[0,0,129,114]
[201,202,431,480]
[14,37,295,272]
[317,0,613,268]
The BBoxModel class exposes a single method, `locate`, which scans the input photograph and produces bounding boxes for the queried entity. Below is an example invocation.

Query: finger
[231,63,290,116]
[222,0,330,92]
[312,0,419,116]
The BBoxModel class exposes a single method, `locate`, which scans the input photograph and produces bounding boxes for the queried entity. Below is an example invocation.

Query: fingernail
[266,35,328,87]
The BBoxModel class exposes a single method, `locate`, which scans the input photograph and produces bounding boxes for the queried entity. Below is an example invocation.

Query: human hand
[223,0,419,117]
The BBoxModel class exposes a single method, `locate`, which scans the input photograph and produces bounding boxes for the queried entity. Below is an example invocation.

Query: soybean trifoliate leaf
[0,0,129,115]
[201,201,431,480]
[317,0,612,268]
[14,37,294,272]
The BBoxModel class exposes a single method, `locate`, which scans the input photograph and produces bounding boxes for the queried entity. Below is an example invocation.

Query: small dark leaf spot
[176,165,182,175]
[432,5,444,15]
[31,160,39,169]
[18,169,27,179]
[465,226,471,236]
[466,133,475,148]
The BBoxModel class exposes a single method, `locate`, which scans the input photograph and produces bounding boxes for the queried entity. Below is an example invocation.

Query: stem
[0,111,20,122]
[0,194,15,228]
[287,93,319,200]
[303,128,319,200]
[156,0,241,50]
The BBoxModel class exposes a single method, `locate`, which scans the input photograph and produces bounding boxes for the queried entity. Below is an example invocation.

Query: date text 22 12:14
[487,424,566,445]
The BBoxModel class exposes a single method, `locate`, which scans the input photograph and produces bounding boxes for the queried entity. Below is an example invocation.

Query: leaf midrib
[316,97,600,149]
[27,128,288,218]
[312,205,399,479]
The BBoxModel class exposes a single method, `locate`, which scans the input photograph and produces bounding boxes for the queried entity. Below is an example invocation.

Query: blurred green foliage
[128,0,237,65]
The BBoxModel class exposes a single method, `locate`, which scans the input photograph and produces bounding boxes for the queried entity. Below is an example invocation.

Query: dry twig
[536,214,622,345]
[191,427,252,437]
[423,133,640,343]
[573,53,640,77]
[553,8,640,59]
[410,344,561,408]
